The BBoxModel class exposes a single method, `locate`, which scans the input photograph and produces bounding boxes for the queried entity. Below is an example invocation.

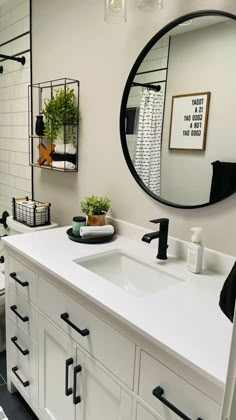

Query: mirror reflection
[124,16,236,207]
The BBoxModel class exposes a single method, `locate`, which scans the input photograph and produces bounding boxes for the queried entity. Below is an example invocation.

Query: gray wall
[32,0,236,256]
[161,20,236,205]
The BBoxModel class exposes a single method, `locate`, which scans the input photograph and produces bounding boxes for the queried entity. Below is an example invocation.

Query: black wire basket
[12,197,51,228]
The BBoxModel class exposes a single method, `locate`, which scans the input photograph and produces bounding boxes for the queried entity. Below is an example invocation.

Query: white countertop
[3,226,233,390]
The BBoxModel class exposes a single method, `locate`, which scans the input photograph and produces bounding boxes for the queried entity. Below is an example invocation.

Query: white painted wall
[160,20,236,206]
[0,0,31,216]
[32,0,236,256]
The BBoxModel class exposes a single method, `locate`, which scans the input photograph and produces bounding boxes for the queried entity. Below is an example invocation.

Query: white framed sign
[169,92,211,151]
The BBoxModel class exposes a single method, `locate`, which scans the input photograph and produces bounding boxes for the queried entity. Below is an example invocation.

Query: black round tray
[66,228,115,244]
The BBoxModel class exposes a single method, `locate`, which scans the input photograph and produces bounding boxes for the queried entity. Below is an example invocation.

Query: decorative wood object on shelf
[37,143,55,165]
[28,78,79,172]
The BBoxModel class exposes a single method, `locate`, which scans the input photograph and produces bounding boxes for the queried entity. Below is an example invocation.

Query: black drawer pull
[65,358,73,396]
[11,336,29,356]
[12,366,30,387]
[153,386,203,420]
[10,305,29,322]
[60,313,89,337]
[10,272,29,287]
[73,364,82,405]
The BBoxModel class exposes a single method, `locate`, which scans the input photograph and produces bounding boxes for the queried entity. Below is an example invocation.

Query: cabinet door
[38,315,76,420]
[75,346,133,420]
[136,403,162,420]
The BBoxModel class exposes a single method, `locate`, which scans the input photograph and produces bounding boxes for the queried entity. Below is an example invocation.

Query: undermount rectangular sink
[75,249,182,297]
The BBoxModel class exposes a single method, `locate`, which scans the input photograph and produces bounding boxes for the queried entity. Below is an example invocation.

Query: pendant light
[138,0,163,12]
[105,0,127,23]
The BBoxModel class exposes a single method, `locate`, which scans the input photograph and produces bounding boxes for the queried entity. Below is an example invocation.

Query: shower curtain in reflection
[135,87,164,196]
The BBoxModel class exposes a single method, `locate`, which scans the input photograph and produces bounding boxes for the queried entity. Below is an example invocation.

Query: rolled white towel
[21,200,35,206]
[80,225,114,239]
[55,144,76,154]
[52,161,75,170]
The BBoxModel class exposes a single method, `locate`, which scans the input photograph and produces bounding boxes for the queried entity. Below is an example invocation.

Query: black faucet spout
[141,231,160,244]
[141,218,169,260]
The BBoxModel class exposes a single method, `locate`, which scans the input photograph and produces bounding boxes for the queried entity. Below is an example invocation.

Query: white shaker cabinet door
[136,403,163,420]
[38,315,76,420]
[75,346,133,420]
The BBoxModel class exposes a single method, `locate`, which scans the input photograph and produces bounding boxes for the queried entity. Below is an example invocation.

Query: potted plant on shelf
[80,195,111,226]
[42,87,79,144]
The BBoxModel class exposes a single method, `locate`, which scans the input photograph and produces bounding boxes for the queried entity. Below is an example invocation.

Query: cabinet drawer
[9,318,33,356]
[8,286,38,342]
[9,354,38,407]
[8,255,38,305]
[38,276,136,389]
[9,320,38,406]
[139,351,221,420]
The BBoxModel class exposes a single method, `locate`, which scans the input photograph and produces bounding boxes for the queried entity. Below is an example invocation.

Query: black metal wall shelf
[28,78,79,172]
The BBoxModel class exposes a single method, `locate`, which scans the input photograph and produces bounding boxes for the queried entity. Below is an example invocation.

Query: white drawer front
[139,351,221,420]
[39,276,136,389]
[8,286,38,342]
[8,255,38,305]
[9,318,34,358]
[9,321,38,406]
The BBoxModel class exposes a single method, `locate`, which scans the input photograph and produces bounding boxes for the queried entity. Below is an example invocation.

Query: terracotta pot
[87,214,105,226]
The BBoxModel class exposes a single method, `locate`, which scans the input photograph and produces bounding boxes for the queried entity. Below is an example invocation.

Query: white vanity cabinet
[138,350,220,420]
[4,248,223,420]
[38,315,133,420]
[38,275,136,389]
[75,346,133,420]
[8,318,38,408]
[38,315,76,420]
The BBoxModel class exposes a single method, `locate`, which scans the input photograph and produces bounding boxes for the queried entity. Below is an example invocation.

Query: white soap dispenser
[187,227,204,274]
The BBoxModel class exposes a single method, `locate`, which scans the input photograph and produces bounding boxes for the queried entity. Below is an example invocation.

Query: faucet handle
[150,218,169,225]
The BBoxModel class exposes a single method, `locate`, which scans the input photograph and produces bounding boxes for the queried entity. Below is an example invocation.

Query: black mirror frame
[120,10,236,209]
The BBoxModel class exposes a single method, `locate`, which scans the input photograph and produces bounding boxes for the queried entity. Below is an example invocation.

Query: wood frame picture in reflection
[168,92,211,151]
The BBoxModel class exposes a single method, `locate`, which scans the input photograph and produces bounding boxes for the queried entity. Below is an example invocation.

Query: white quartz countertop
[3,226,233,390]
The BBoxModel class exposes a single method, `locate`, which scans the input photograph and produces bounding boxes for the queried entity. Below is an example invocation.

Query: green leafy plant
[42,87,79,143]
[80,195,111,216]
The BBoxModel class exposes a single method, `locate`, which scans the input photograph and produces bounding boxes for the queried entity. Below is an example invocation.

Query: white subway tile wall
[128,36,169,107]
[0,0,30,216]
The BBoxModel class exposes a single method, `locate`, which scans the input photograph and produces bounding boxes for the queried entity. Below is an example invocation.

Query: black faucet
[142,218,169,260]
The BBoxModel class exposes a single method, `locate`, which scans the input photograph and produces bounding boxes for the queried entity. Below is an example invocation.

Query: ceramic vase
[35,115,45,137]
[87,215,105,226]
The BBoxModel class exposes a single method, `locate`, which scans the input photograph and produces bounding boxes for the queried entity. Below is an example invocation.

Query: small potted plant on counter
[80,195,111,226]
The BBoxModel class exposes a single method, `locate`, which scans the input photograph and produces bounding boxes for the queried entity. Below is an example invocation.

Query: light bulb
[138,0,163,12]
[109,0,122,13]
[105,0,127,23]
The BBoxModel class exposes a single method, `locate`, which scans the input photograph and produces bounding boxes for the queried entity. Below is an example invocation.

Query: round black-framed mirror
[120,10,236,209]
